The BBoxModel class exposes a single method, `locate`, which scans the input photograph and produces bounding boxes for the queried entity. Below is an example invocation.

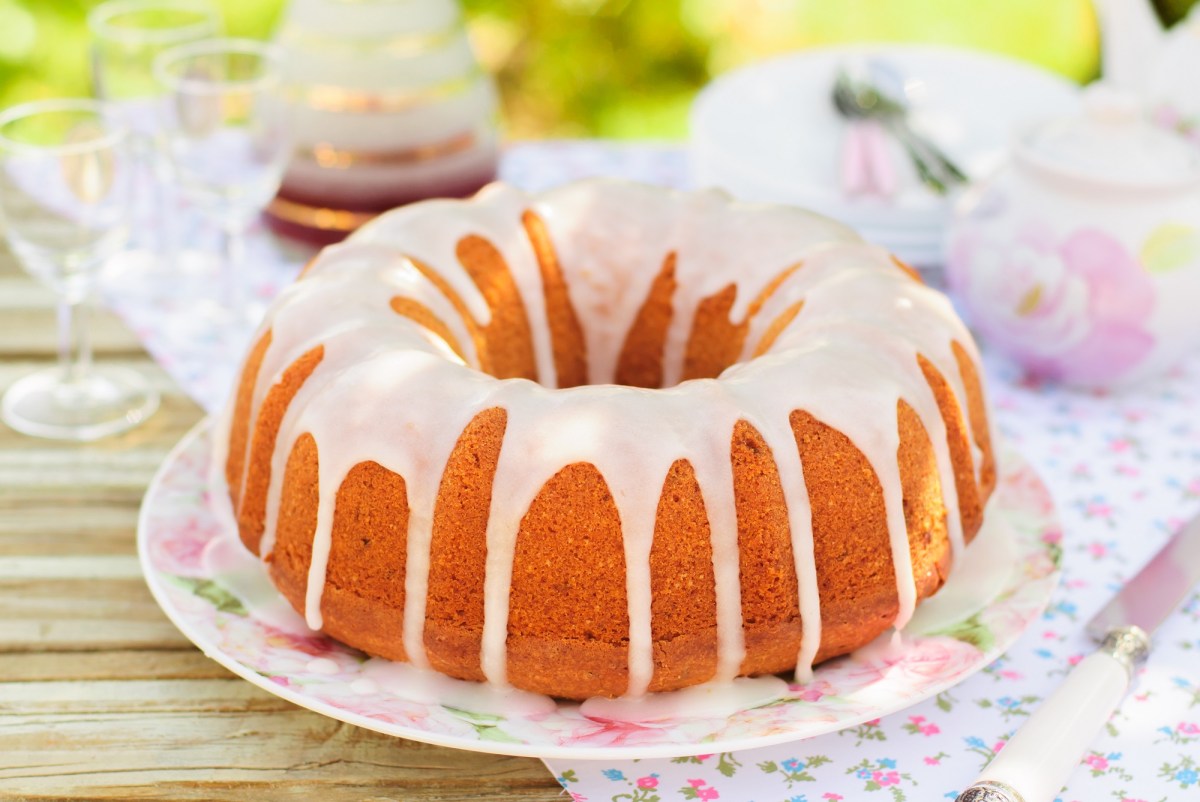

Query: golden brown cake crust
[732,420,802,677]
[238,346,324,555]
[424,407,508,682]
[792,409,901,662]
[919,353,984,541]
[753,300,805,358]
[506,463,630,699]
[955,340,997,498]
[266,432,319,619]
[389,296,467,362]
[254,386,991,699]
[321,460,411,663]
[615,253,677,388]
[522,210,589,388]
[648,459,718,692]
[226,331,272,513]
[454,234,539,381]
[683,262,804,381]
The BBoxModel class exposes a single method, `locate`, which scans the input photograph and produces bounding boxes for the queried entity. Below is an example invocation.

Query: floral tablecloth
[103,141,1200,802]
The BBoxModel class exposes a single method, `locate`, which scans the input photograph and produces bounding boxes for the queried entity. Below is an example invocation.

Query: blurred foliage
[0,0,1197,139]
[472,0,1105,139]
[0,0,286,103]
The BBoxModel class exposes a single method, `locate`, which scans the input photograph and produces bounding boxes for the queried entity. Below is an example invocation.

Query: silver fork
[832,67,968,195]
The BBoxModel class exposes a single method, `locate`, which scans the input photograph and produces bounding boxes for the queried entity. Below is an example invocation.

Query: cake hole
[392,232,810,390]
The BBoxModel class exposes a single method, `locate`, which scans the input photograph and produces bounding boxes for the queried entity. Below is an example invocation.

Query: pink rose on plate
[889,636,982,685]
[947,224,1155,386]
[568,715,677,748]
[149,514,217,577]
[787,678,834,701]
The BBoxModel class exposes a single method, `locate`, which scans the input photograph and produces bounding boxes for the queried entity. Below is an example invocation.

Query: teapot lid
[1018,83,1200,189]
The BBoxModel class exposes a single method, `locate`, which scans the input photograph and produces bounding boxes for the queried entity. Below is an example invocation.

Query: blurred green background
[0,0,1196,139]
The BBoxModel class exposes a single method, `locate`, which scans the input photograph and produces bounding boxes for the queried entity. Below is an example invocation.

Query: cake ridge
[521,209,588,388]
[615,252,677,388]
[222,180,995,699]
[682,260,806,382]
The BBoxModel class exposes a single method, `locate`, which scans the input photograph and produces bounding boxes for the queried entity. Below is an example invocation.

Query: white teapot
[945,84,1200,388]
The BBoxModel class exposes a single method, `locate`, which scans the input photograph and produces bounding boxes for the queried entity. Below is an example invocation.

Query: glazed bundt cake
[217,180,996,701]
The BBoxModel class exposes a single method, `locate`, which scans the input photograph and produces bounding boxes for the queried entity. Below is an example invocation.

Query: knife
[956,512,1200,802]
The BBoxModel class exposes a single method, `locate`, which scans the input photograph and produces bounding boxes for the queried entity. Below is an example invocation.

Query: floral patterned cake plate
[138,419,1061,760]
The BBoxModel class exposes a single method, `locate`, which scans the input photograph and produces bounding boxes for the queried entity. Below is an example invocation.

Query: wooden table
[0,248,562,801]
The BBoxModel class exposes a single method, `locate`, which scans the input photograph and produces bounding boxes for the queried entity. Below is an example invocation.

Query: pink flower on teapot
[946,82,1200,388]
[947,224,1156,386]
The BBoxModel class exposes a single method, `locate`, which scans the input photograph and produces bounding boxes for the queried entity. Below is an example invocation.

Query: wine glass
[153,38,292,339]
[0,99,159,440]
[89,0,220,264]
[90,0,221,117]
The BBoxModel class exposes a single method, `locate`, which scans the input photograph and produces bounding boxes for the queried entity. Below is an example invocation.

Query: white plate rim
[689,40,1081,226]
[138,417,1061,760]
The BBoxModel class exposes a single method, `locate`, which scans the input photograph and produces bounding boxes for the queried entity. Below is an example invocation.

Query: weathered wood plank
[0,276,54,307]
[0,678,294,714]
[0,711,561,801]
[0,576,191,652]
[0,555,143,580]
[0,782,563,802]
[0,650,231,681]
[0,510,136,556]
[0,505,137,535]
[0,357,186,390]
[0,485,155,510]
[0,308,147,356]
[0,619,192,652]
[0,425,201,498]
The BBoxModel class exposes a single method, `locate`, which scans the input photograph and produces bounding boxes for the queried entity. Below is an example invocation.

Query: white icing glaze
[200,526,314,635]
[905,496,1012,635]
[219,179,990,697]
[580,675,789,722]
[307,657,340,675]
[361,656,557,717]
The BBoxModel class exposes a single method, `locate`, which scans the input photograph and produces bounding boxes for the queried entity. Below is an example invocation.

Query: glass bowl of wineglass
[153,37,292,347]
[89,0,220,270]
[0,98,159,440]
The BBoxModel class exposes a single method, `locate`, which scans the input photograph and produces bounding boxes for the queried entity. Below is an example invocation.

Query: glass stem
[146,145,171,258]
[57,299,92,386]
[219,220,247,319]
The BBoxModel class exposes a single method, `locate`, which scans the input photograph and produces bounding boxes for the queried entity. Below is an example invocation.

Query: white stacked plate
[690,44,1082,266]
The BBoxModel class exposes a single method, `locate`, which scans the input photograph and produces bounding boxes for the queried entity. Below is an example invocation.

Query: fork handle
[955,628,1149,802]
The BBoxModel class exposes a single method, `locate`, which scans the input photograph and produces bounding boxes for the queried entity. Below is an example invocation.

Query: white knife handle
[956,627,1150,802]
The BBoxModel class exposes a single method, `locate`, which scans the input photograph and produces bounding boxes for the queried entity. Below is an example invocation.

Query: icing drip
[478,420,524,686]
[220,180,992,698]
[685,388,745,683]
[762,416,820,681]
[612,461,662,696]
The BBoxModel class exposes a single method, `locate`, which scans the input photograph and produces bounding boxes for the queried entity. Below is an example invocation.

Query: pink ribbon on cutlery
[840,120,897,198]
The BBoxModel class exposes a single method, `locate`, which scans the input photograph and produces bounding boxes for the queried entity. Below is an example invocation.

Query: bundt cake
[216,180,996,701]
